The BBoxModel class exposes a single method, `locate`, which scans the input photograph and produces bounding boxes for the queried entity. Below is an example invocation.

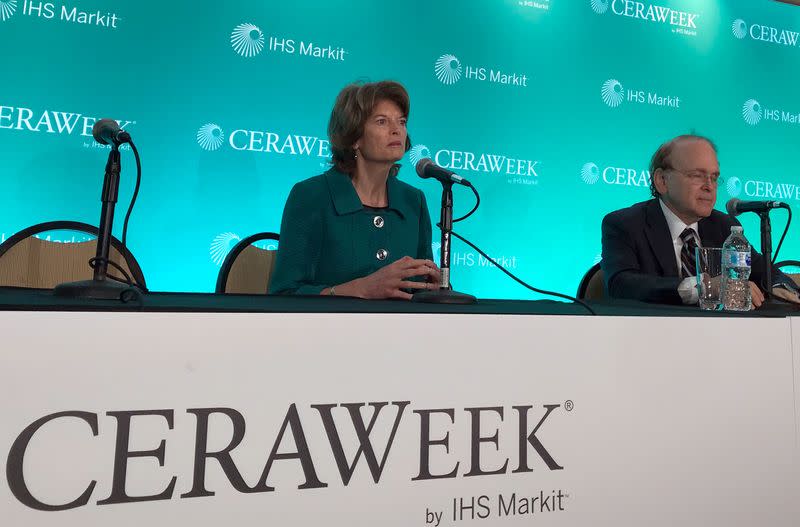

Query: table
[1,288,798,526]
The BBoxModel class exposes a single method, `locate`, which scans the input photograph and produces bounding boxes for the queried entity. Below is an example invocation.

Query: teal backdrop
[1,0,799,297]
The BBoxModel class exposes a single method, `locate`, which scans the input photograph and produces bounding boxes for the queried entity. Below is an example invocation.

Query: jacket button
[376,249,388,261]
[373,215,384,228]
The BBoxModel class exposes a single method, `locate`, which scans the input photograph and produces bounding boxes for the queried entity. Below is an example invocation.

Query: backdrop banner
[1,0,799,295]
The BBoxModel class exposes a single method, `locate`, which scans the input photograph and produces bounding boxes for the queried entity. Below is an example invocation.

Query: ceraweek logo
[581,162,650,188]
[16,0,121,28]
[6,401,570,511]
[408,143,540,186]
[0,104,136,144]
[196,121,331,158]
[600,78,681,109]
[742,98,800,127]
[434,53,529,87]
[731,18,800,47]
[230,21,347,61]
[727,176,800,202]
[590,0,701,37]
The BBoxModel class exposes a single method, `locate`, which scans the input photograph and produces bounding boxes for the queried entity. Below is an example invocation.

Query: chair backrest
[0,221,146,289]
[216,232,280,294]
[577,262,604,300]
[775,260,800,288]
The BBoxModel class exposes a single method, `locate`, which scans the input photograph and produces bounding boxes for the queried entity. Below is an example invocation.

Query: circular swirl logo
[197,123,225,151]
[601,79,624,108]
[581,162,601,184]
[0,1,17,22]
[742,99,762,126]
[726,177,742,197]
[732,19,747,39]
[231,23,265,58]
[409,144,432,167]
[590,0,609,14]
[210,232,241,266]
[435,54,462,85]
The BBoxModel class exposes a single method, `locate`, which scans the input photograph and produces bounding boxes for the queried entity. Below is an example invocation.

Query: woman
[268,80,440,299]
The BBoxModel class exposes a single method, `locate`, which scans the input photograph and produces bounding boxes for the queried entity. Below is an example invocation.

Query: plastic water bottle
[721,226,752,311]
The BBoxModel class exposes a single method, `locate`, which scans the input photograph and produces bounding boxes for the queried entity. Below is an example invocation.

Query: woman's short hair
[649,134,717,198]
[328,80,412,173]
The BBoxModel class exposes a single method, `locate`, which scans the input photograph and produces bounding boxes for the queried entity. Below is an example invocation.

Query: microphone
[92,118,131,146]
[726,198,788,216]
[416,158,471,186]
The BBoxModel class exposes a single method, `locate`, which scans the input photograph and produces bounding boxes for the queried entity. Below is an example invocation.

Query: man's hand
[749,281,764,309]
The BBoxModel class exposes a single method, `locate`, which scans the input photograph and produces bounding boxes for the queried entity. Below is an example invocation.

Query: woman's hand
[351,256,441,300]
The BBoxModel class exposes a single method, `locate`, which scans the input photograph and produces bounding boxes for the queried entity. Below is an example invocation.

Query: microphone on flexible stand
[725,198,789,306]
[54,119,140,300]
[725,198,788,216]
[412,158,476,304]
[416,158,472,186]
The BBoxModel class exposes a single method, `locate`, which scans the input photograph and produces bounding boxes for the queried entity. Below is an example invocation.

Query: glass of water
[695,247,723,311]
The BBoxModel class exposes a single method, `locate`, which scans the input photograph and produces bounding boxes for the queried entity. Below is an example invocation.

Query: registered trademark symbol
[564,400,574,412]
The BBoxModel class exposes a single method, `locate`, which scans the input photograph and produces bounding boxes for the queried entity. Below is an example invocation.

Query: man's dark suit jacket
[601,199,772,304]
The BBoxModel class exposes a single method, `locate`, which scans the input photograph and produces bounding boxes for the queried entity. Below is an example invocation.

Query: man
[601,134,771,307]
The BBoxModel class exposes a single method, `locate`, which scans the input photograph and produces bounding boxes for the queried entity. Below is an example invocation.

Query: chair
[577,262,604,300]
[0,221,146,289]
[215,232,280,294]
[775,260,800,288]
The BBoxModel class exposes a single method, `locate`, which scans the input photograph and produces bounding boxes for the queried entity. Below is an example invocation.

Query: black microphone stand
[412,181,476,304]
[759,211,773,300]
[54,144,136,300]
[755,211,795,309]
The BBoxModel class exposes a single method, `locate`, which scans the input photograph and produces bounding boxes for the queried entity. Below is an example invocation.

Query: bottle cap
[731,226,743,233]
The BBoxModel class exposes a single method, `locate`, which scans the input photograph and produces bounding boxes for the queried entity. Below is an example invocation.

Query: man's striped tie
[680,228,699,278]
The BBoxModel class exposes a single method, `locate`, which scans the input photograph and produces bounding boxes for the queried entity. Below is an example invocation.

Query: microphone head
[415,157,434,178]
[92,118,121,145]
[725,198,741,216]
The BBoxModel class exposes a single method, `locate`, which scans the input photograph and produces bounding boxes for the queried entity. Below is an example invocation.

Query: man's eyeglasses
[665,167,722,186]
